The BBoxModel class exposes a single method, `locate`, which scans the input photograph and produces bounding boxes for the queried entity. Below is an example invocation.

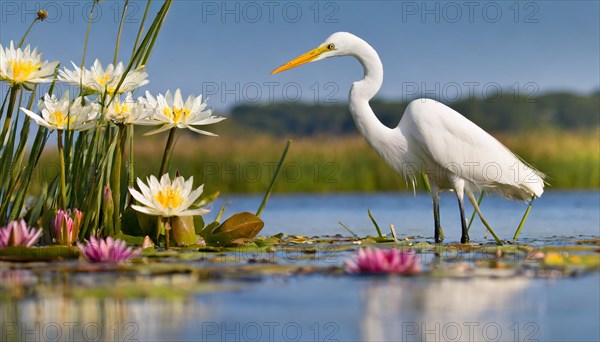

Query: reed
[52,128,597,194]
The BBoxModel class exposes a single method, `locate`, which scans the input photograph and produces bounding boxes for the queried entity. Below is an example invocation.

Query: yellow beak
[271,45,329,75]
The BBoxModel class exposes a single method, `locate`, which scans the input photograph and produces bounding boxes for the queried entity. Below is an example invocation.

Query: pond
[215,190,600,240]
[1,191,599,341]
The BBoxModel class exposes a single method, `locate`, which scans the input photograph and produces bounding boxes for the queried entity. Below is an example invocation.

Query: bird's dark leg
[457,195,469,243]
[433,195,442,243]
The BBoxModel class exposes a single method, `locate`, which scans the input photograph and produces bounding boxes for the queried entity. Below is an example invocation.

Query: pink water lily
[345,248,421,275]
[0,220,43,248]
[77,236,140,263]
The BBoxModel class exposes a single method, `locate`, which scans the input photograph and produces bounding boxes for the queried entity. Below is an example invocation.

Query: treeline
[228,91,600,136]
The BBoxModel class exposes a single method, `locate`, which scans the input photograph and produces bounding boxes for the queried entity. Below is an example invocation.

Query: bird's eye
[327,43,335,50]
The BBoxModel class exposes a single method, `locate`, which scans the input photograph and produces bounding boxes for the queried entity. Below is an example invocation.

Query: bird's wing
[400,99,544,199]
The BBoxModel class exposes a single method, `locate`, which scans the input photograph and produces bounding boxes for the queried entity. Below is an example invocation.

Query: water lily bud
[103,185,114,216]
[37,10,48,21]
[141,235,154,249]
[53,209,83,245]
[103,185,114,235]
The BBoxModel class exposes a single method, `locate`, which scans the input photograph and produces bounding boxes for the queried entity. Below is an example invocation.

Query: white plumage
[272,32,544,243]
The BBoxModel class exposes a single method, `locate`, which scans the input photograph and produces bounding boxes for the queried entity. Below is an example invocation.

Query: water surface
[1,191,598,341]
[213,190,600,241]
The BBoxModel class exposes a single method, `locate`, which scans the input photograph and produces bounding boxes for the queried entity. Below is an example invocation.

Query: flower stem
[131,0,152,59]
[256,139,291,217]
[158,127,177,176]
[79,1,97,93]
[1,85,20,145]
[111,126,126,235]
[162,217,171,250]
[139,0,172,67]
[57,130,68,209]
[17,18,39,48]
[113,0,129,64]
[127,125,135,191]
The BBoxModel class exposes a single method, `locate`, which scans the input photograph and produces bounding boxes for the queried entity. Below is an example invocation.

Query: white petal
[143,124,174,136]
[130,204,161,216]
[136,178,152,198]
[129,188,155,208]
[159,173,171,188]
[187,126,218,136]
[189,116,226,125]
[178,208,210,216]
[148,175,162,193]
[21,108,54,129]
[173,89,184,108]
[187,184,204,204]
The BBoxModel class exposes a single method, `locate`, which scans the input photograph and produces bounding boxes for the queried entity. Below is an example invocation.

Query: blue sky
[1,0,599,111]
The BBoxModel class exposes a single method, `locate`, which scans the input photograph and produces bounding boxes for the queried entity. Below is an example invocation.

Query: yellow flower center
[52,111,66,127]
[95,73,112,87]
[154,186,184,209]
[106,85,121,95]
[8,59,41,83]
[163,106,190,123]
[52,111,71,128]
[111,101,130,120]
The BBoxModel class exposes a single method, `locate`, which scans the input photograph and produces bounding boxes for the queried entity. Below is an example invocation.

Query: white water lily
[0,41,59,85]
[20,91,100,131]
[58,59,148,95]
[141,89,225,136]
[129,174,209,217]
[104,92,151,125]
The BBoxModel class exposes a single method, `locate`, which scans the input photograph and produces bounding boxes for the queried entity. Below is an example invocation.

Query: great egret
[272,32,545,243]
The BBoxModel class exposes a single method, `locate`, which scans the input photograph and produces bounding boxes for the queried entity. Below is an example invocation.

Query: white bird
[272,32,545,243]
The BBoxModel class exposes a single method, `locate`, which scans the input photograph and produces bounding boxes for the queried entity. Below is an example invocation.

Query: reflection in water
[360,277,535,342]
[1,266,598,341]
[3,296,194,341]
[0,270,210,342]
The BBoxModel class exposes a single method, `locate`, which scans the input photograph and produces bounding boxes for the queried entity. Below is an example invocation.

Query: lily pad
[204,212,264,246]
[0,246,80,261]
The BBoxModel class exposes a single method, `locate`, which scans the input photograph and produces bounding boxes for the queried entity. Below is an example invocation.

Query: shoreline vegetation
[34,126,599,194]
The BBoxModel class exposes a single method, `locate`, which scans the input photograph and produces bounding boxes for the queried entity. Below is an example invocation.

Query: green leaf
[171,216,197,246]
[0,246,80,261]
[196,191,220,207]
[204,212,264,246]
[193,215,205,235]
[121,206,144,237]
[368,209,384,238]
[254,235,282,247]
[114,233,145,245]
[199,221,220,239]
[136,211,157,237]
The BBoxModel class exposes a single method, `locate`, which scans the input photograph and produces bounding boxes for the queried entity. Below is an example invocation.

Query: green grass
[33,128,599,194]
[498,129,600,189]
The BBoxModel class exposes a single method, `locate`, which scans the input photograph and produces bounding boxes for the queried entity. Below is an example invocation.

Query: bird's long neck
[348,38,406,159]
